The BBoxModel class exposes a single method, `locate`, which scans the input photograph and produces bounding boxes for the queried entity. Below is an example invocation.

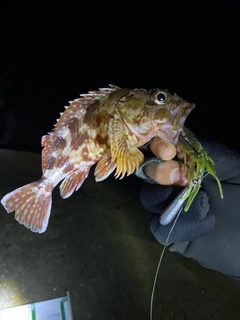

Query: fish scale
[1,85,195,233]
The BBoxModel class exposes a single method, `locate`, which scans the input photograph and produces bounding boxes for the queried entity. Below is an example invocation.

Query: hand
[142,138,188,186]
[139,136,240,278]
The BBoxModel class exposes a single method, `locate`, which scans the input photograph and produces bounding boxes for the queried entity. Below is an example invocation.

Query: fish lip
[182,102,196,116]
[182,101,196,110]
[190,102,196,110]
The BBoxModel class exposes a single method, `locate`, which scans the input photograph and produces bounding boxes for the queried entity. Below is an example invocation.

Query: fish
[1,85,195,233]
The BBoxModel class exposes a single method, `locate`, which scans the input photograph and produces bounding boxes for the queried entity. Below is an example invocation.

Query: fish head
[121,88,195,145]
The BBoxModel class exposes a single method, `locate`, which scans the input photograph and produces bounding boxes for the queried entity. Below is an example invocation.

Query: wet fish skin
[1,85,195,233]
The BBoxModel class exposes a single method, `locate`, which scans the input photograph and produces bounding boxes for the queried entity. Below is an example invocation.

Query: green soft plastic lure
[178,126,224,211]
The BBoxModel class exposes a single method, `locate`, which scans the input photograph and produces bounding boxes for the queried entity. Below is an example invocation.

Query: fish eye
[154,91,167,104]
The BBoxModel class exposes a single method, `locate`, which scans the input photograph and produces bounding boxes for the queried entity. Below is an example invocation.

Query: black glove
[139,138,240,278]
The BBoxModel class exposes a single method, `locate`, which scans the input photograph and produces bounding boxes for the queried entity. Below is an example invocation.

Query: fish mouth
[178,102,195,124]
[157,102,196,144]
[186,102,196,112]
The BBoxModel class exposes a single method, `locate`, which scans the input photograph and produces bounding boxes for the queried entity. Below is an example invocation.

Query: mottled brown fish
[1,85,195,233]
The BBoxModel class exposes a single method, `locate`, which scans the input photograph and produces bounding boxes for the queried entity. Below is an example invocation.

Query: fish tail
[1,178,53,233]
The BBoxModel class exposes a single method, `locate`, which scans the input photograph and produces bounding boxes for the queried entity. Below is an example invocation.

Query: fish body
[1,85,195,233]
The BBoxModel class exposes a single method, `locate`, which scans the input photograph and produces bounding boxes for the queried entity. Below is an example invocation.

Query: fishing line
[149,171,210,320]
[149,206,183,320]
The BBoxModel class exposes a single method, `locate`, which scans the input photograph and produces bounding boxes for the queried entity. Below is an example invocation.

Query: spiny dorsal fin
[53,85,120,131]
[41,85,121,170]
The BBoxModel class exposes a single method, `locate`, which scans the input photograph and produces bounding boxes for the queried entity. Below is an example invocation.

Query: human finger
[143,160,188,186]
[150,138,177,160]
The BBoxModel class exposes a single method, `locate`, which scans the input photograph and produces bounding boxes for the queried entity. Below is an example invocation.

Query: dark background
[0,3,240,318]
[0,2,239,153]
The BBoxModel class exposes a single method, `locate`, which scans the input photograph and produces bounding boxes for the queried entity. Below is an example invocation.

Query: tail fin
[1,179,53,233]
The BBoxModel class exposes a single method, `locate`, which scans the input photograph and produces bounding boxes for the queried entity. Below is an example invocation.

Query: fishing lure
[178,126,223,211]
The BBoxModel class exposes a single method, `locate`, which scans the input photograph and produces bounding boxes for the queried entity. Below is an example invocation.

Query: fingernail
[170,167,188,185]
[170,167,180,183]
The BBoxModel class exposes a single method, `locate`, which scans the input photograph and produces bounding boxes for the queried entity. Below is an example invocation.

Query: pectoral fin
[108,115,144,179]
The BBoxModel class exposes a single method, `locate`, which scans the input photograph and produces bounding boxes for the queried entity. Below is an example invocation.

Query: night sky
[0,2,239,152]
